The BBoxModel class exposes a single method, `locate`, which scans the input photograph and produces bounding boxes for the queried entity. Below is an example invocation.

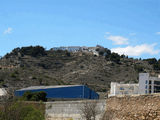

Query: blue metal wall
[15,85,99,99]
[83,86,99,99]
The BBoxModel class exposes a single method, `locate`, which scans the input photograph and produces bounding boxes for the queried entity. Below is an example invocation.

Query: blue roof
[17,85,83,91]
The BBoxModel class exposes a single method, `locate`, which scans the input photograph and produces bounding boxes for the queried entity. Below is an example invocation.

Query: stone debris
[105,94,160,120]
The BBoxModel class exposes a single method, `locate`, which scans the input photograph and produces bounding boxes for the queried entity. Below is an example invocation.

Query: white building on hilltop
[0,88,7,96]
[52,46,81,52]
[109,73,160,97]
[52,46,100,56]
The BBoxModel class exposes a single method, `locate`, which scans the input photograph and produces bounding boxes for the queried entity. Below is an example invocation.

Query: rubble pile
[105,94,160,120]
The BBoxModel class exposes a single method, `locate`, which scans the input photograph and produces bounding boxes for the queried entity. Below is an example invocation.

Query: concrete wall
[45,100,106,120]
[105,94,160,120]
[109,82,139,97]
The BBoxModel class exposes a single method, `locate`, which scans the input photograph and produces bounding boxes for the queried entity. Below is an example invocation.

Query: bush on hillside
[20,46,46,57]
[144,58,157,64]
[144,58,160,70]
[6,46,47,58]
[134,65,144,72]
[109,52,120,64]
[153,63,160,70]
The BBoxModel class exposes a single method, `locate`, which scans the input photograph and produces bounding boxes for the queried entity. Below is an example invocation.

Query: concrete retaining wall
[45,100,106,120]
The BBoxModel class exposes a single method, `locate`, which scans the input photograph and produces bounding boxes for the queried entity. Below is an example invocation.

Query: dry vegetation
[0,46,158,97]
[0,97,45,120]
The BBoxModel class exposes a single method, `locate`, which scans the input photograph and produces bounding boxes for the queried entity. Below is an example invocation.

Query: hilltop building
[51,46,100,56]
[52,46,81,52]
[109,73,160,96]
[15,85,99,100]
[0,88,7,96]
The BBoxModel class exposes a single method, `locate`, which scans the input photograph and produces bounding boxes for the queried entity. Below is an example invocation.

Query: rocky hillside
[0,46,159,94]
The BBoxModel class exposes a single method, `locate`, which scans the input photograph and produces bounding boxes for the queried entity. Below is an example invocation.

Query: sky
[0,0,160,59]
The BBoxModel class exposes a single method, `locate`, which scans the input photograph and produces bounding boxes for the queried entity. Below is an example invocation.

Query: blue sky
[0,0,160,59]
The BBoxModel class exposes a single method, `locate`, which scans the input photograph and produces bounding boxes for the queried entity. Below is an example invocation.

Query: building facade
[52,46,100,56]
[109,73,160,96]
[52,46,81,52]
[139,73,160,94]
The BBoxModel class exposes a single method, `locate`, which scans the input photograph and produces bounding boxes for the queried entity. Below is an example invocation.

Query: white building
[139,73,160,94]
[52,46,100,55]
[0,88,7,96]
[88,47,99,56]
[109,73,160,96]
[109,82,139,97]
[52,46,81,52]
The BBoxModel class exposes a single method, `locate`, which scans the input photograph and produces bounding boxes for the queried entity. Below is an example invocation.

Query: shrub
[65,51,71,57]
[134,65,144,72]
[19,46,46,57]
[22,91,33,101]
[144,58,157,64]
[21,91,47,102]
[109,52,120,64]
[23,109,44,120]
[0,101,45,120]
[10,73,17,78]
[153,63,160,70]
[5,46,47,58]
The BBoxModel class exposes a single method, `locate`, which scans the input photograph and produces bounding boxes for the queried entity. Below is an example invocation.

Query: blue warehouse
[15,85,99,99]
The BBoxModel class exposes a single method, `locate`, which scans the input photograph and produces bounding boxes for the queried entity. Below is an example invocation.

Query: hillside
[0,46,159,96]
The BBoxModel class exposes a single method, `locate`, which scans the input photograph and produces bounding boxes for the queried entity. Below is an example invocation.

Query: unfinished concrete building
[109,82,139,97]
[109,73,160,96]
[139,73,160,94]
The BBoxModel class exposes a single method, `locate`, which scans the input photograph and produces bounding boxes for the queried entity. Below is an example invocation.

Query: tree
[109,52,120,64]
[80,100,99,120]
[134,65,144,72]
[20,46,46,57]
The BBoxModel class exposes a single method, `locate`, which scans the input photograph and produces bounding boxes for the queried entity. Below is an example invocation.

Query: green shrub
[22,91,33,101]
[0,101,45,120]
[153,63,160,70]
[23,109,44,120]
[65,51,71,57]
[144,58,157,64]
[10,73,17,78]
[109,52,120,64]
[134,65,144,72]
[21,91,47,102]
